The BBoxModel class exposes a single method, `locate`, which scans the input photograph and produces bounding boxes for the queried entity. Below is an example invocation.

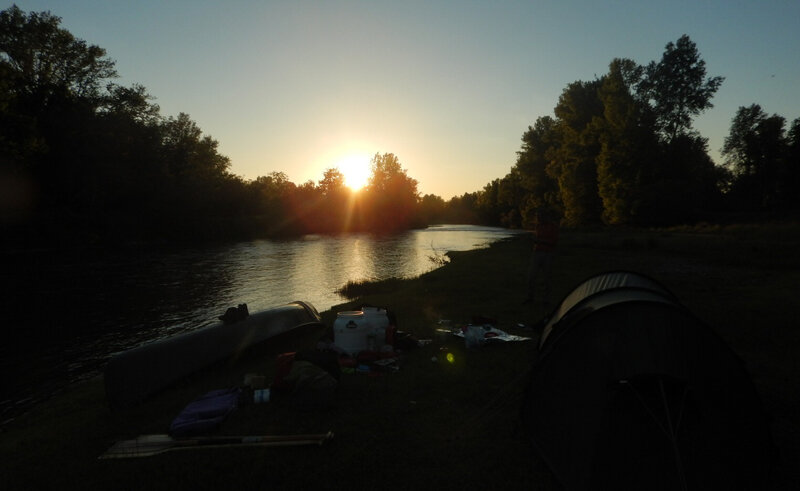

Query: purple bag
[169,388,241,437]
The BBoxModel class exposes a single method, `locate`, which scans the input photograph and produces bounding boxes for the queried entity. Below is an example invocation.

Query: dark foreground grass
[2,225,799,490]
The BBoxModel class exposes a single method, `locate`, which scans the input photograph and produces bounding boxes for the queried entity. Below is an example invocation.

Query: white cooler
[333,311,371,355]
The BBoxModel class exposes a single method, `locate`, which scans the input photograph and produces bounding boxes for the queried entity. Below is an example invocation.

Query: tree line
[2,6,798,249]
[0,6,435,245]
[471,36,800,228]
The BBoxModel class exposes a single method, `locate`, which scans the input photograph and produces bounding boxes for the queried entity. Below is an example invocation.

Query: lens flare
[446,352,455,363]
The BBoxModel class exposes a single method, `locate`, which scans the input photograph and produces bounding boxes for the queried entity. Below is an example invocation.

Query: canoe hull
[104,301,322,408]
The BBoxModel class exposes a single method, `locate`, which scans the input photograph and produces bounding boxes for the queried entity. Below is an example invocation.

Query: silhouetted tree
[101,83,160,124]
[497,170,528,228]
[1,5,121,228]
[497,37,726,228]
[0,6,117,106]
[364,153,419,231]
[161,113,230,181]
[316,167,358,232]
[722,104,788,210]
[475,179,502,225]
[639,35,724,142]
[317,167,345,197]
[594,59,659,224]
[515,116,561,212]
[444,192,480,224]
[548,79,604,226]
[419,193,446,224]
[785,118,800,208]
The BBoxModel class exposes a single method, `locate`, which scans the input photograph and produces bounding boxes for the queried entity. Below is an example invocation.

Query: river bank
[2,224,799,489]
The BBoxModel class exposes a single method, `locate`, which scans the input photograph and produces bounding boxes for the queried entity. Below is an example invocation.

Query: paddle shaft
[178,432,331,446]
[100,431,333,459]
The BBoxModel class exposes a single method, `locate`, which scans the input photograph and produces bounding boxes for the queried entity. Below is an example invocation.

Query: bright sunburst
[336,154,371,191]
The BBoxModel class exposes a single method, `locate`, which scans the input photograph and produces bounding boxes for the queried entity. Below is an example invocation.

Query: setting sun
[336,154,371,191]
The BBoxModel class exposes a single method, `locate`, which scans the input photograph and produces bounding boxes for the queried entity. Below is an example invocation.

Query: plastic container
[361,307,390,350]
[333,311,371,355]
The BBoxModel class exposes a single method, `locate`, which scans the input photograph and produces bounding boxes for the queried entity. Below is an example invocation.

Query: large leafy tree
[475,179,502,225]
[0,5,117,106]
[317,167,346,197]
[515,116,560,209]
[419,193,446,224]
[0,6,260,242]
[444,192,480,224]
[639,35,724,142]
[785,118,800,207]
[636,36,725,222]
[594,59,659,224]
[316,167,353,232]
[160,112,230,181]
[549,80,605,226]
[722,104,787,209]
[1,5,119,186]
[245,171,301,235]
[496,169,528,228]
[364,153,419,231]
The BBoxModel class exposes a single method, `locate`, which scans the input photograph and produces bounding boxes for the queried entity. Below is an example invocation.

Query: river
[1,224,520,424]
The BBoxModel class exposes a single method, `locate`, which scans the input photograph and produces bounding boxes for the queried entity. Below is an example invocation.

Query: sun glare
[336,154,371,191]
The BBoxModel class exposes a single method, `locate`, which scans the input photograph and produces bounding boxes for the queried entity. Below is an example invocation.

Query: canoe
[104,301,322,408]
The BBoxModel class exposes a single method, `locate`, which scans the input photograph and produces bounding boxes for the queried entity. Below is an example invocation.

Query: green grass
[2,225,799,489]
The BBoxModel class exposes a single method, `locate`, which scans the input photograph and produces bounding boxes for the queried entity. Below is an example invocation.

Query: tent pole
[659,379,689,491]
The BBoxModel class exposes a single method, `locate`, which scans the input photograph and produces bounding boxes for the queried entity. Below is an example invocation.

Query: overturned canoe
[104,301,322,408]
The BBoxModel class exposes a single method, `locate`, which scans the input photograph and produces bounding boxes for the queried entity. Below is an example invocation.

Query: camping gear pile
[145,305,405,447]
[521,271,774,490]
[99,299,531,460]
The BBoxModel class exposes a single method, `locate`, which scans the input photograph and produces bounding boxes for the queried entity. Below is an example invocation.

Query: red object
[271,352,296,393]
[338,356,357,368]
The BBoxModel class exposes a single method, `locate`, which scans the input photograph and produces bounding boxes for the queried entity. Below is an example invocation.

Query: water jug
[361,307,390,350]
[333,311,370,355]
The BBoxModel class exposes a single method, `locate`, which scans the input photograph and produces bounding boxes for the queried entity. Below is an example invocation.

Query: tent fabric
[522,271,773,490]
[540,270,677,349]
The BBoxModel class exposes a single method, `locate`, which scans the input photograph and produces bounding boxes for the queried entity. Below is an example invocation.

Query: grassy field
[2,224,798,489]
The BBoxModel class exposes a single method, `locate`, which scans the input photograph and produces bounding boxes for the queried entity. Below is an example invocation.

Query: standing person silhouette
[525,208,560,308]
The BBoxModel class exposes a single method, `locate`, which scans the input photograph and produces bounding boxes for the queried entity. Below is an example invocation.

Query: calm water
[1,224,519,423]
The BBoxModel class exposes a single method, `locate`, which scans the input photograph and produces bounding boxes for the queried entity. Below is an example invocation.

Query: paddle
[99,431,333,459]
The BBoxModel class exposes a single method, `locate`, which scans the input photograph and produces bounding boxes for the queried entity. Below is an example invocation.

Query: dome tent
[522,271,773,490]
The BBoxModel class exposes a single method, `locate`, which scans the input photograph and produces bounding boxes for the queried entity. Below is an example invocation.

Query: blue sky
[8,1,800,198]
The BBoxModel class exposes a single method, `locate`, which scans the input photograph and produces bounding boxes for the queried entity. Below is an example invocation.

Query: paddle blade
[99,434,177,459]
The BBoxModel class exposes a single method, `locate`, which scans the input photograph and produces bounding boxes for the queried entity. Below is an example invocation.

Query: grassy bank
[2,225,799,489]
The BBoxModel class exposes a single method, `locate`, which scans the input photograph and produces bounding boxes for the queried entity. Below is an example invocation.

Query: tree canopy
[722,105,797,210]
[639,35,724,142]
[0,5,117,104]
[490,35,746,227]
